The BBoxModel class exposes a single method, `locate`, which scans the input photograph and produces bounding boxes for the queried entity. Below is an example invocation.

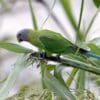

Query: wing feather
[39,36,68,53]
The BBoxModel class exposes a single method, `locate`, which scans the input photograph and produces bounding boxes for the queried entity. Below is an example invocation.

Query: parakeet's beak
[17,29,29,42]
[17,33,23,42]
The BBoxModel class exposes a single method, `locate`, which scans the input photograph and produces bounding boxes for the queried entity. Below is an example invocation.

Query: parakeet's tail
[80,48,100,60]
[85,51,100,59]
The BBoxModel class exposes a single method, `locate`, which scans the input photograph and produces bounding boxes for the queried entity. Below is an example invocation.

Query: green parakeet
[17,29,100,59]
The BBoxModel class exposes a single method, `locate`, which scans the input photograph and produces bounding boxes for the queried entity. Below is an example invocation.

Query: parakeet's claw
[39,52,47,60]
[56,54,61,60]
[28,52,47,61]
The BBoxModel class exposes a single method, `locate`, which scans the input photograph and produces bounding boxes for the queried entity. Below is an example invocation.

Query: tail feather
[85,51,100,59]
[80,48,100,60]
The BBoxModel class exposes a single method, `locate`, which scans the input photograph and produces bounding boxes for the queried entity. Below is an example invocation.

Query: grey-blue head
[17,29,30,42]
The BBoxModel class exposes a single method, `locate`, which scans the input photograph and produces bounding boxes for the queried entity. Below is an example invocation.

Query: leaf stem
[28,0,38,30]
[40,61,47,89]
[66,68,78,87]
[78,0,85,31]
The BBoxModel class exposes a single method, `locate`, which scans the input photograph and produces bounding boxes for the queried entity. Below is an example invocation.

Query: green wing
[39,36,72,54]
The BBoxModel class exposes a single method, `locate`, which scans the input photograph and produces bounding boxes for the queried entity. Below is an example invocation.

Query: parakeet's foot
[39,52,61,61]
[39,52,47,60]
[28,52,61,64]
[56,54,61,60]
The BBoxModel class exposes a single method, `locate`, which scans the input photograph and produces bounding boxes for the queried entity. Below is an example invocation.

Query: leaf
[76,70,85,90]
[40,61,47,89]
[0,54,32,100]
[0,42,33,53]
[28,0,38,30]
[63,54,89,63]
[44,68,76,100]
[62,55,100,75]
[93,0,100,8]
[54,65,66,86]
[46,64,55,72]
[66,68,78,87]
[88,43,100,55]
[78,0,85,30]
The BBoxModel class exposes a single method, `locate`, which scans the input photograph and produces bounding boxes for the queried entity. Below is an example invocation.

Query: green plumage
[28,30,76,54]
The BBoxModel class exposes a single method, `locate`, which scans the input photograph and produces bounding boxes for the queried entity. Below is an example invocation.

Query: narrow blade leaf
[62,55,100,75]
[0,55,32,100]
[28,0,38,30]
[44,68,76,100]
[0,42,33,53]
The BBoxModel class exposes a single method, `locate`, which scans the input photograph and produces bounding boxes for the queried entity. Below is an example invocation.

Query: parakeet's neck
[28,30,43,49]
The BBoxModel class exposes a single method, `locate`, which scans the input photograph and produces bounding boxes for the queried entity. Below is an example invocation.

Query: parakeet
[17,29,100,59]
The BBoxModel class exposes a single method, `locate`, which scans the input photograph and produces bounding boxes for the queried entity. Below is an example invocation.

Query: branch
[30,52,100,75]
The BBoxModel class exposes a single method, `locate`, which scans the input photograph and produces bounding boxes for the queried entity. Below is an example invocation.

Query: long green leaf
[66,68,78,87]
[76,70,85,89]
[40,61,47,89]
[0,42,33,53]
[0,55,32,100]
[62,55,100,75]
[44,68,76,100]
[28,0,38,30]
[78,0,85,31]
[54,65,66,87]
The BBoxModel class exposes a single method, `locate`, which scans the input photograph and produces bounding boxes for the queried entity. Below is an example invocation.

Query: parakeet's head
[17,29,31,42]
